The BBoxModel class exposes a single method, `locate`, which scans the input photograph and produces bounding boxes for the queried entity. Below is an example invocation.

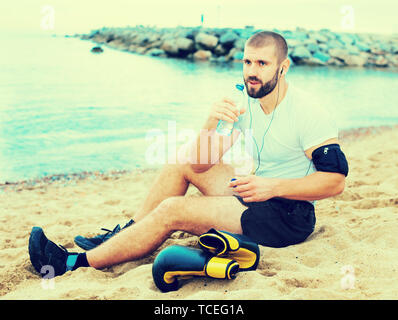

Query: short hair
[246,31,288,64]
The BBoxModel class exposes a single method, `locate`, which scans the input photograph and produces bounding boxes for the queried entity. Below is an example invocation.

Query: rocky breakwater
[78,26,398,69]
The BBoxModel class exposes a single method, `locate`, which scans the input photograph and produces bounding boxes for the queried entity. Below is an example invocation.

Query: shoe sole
[29,226,46,274]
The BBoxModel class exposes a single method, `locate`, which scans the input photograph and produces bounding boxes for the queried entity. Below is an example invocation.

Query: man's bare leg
[86,162,248,269]
[87,194,247,269]
[133,163,238,221]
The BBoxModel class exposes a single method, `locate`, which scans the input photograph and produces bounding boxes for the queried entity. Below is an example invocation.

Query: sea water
[1,33,397,182]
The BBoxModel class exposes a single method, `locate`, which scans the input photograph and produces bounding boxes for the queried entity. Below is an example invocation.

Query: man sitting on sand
[28,31,348,277]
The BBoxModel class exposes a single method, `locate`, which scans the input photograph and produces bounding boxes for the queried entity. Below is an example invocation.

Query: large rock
[318,43,329,52]
[328,48,350,61]
[346,44,360,55]
[379,42,392,53]
[92,34,108,43]
[355,41,371,52]
[306,43,320,53]
[146,48,165,57]
[336,33,354,46]
[284,30,308,41]
[312,51,331,63]
[174,28,197,40]
[162,36,195,57]
[133,33,150,46]
[232,50,244,61]
[386,54,398,67]
[175,37,195,53]
[309,32,329,43]
[290,46,312,62]
[219,31,239,49]
[328,48,367,66]
[344,55,368,67]
[127,44,138,52]
[195,32,219,49]
[135,47,148,55]
[327,39,345,50]
[90,46,103,53]
[107,39,129,50]
[161,39,179,56]
[238,28,255,40]
[146,39,163,50]
[327,57,345,66]
[391,43,398,54]
[226,48,241,61]
[319,29,337,41]
[370,45,387,55]
[234,38,247,51]
[302,57,326,66]
[286,38,302,48]
[193,50,212,60]
[302,38,318,46]
[372,55,389,67]
[214,44,227,56]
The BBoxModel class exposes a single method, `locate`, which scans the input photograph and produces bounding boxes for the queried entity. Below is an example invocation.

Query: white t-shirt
[232,83,338,179]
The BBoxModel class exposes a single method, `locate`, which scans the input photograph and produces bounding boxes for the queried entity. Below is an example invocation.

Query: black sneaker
[74,219,134,250]
[29,226,78,277]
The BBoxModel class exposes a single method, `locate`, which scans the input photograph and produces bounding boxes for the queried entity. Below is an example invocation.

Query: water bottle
[216,84,245,136]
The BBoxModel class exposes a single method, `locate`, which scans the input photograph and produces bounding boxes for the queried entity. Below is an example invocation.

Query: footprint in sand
[62,220,72,227]
[283,277,323,289]
[351,197,398,209]
[299,255,323,268]
[349,180,368,188]
[104,200,121,206]
[258,270,277,277]
[360,191,385,198]
[367,151,384,162]
[334,190,363,201]
[307,225,336,241]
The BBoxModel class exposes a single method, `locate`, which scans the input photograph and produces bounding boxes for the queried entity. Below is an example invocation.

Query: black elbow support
[312,144,349,176]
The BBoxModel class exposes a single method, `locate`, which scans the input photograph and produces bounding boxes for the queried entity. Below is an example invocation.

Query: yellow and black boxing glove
[198,228,260,271]
[152,245,239,292]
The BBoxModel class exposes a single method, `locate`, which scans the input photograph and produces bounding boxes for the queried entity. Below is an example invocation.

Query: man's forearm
[190,118,218,172]
[275,171,345,201]
[190,118,237,173]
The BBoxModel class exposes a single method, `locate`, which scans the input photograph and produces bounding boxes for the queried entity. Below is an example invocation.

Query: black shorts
[235,195,316,248]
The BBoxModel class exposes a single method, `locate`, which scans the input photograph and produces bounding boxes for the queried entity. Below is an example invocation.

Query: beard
[244,68,279,99]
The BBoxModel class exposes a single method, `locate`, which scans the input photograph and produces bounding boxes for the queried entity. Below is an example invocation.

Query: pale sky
[1,0,397,35]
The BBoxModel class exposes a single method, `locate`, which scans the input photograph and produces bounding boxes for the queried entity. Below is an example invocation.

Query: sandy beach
[1,125,397,300]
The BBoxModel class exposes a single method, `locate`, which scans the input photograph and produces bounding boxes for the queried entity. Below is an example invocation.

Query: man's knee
[154,196,203,232]
[163,162,220,186]
[153,196,184,225]
[160,163,192,181]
